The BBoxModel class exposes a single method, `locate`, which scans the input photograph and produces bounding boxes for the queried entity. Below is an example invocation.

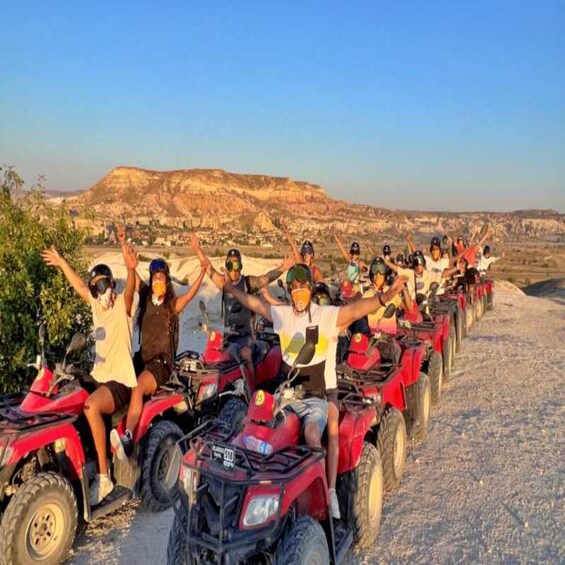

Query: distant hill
[523,278,565,304]
[48,166,565,240]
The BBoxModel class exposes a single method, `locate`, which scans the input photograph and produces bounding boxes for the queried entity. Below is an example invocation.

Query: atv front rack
[177,419,325,482]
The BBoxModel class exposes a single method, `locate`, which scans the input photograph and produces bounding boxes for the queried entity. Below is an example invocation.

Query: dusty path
[67,290,565,564]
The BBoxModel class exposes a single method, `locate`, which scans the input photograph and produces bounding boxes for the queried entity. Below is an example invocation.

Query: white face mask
[98,287,113,310]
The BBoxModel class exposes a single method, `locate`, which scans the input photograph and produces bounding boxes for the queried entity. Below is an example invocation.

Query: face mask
[291,288,311,313]
[98,287,113,310]
[152,280,167,298]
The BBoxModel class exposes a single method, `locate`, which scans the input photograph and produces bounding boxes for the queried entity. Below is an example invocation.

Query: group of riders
[41,224,500,517]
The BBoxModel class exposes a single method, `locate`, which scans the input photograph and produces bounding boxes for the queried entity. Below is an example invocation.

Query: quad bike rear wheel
[166,505,188,565]
[466,301,475,331]
[428,351,443,405]
[218,397,248,432]
[276,516,329,564]
[455,309,464,350]
[376,408,407,492]
[0,471,77,565]
[404,372,431,442]
[141,420,183,512]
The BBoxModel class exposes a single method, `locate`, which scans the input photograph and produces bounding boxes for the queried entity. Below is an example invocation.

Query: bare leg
[241,346,255,384]
[304,422,322,448]
[125,371,157,433]
[84,386,116,475]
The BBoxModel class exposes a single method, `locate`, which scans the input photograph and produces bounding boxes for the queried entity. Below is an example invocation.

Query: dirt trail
[67,289,565,564]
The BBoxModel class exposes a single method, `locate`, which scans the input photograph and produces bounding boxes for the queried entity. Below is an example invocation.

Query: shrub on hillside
[0,167,92,392]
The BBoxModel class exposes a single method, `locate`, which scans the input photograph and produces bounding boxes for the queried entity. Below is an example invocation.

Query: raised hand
[190,233,200,252]
[282,255,295,271]
[199,255,210,272]
[117,224,126,245]
[123,244,139,270]
[41,246,64,268]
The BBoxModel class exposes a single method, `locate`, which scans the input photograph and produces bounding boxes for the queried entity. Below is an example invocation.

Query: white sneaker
[329,487,341,520]
[89,474,114,507]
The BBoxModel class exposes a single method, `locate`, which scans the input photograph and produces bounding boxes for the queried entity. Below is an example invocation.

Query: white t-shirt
[271,303,340,391]
[477,253,499,274]
[89,292,138,387]
[424,255,449,275]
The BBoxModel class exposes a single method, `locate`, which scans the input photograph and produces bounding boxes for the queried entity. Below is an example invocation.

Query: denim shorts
[286,397,328,435]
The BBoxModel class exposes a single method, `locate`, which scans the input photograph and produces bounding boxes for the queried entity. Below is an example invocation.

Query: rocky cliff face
[58,166,565,239]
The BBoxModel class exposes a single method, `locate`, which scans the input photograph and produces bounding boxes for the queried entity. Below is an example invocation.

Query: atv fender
[6,423,85,480]
[128,393,186,443]
[338,409,376,474]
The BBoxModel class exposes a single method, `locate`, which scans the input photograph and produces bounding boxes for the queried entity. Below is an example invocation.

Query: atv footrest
[90,485,132,520]
[334,523,353,564]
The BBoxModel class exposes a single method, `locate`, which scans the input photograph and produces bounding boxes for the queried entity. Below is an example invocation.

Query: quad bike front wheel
[276,516,329,565]
[443,325,456,382]
[404,373,431,442]
[376,408,407,492]
[0,472,77,565]
[166,505,188,565]
[141,420,184,512]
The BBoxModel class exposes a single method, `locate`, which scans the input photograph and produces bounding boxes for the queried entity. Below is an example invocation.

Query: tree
[0,166,92,392]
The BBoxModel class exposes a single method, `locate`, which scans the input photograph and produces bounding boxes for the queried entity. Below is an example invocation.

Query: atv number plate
[212,444,235,471]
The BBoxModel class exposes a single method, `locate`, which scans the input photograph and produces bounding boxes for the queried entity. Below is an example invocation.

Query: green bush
[0,167,92,392]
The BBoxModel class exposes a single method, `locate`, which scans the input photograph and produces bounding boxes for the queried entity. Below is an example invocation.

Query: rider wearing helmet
[363,257,411,335]
[197,246,294,383]
[281,223,324,283]
[312,281,332,306]
[222,263,408,520]
[424,236,450,275]
[111,234,208,461]
[382,244,392,260]
[42,244,138,506]
[334,234,367,290]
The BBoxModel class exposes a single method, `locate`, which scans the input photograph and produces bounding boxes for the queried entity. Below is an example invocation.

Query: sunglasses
[370,265,387,276]
[226,260,242,272]
[89,277,112,298]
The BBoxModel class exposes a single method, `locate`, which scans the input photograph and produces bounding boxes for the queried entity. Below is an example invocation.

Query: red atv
[0,328,198,565]
[398,295,446,406]
[339,306,430,492]
[191,300,282,430]
[167,335,385,564]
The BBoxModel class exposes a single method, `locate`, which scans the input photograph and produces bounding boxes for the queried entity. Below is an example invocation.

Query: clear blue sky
[1,1,564,212]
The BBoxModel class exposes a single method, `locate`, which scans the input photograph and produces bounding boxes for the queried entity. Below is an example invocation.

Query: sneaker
[89,474,114,507]
[110,429,133,461]
[329,487,341,520]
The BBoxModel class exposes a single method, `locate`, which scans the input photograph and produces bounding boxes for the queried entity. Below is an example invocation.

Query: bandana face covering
[152,280,167,299]
[98,287,113,310]
[291,288,311,313]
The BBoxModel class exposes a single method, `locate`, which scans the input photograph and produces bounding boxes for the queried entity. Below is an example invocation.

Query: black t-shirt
[139,294,177,363]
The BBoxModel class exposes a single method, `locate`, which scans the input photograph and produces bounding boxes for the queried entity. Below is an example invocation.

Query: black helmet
[382,244,392,257]
[286,263,313,290]
[411,251,426,269]
[88,264,115,298]
[301,240,315,256]
[225,248,242,271]
[149,258,170,278]
[430,236,441,249]
[369,257,387,278]
[349,242,361,256]
[312,281,331,305]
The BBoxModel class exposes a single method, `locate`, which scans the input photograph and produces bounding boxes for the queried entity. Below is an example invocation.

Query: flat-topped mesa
[85,166,328,201]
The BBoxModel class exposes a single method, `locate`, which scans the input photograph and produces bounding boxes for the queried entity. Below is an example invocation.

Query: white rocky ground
[66,253,564,564]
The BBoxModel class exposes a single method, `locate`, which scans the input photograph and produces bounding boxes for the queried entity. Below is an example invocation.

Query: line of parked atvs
[0,279,494,565]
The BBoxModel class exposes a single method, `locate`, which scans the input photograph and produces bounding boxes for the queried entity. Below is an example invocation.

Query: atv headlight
[242,495,280,527]
[197,382,218,403]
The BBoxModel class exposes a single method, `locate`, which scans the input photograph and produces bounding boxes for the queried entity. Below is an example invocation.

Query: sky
[1,1,564,212]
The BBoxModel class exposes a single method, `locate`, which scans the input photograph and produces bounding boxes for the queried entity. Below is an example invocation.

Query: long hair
[137,276,177,335]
